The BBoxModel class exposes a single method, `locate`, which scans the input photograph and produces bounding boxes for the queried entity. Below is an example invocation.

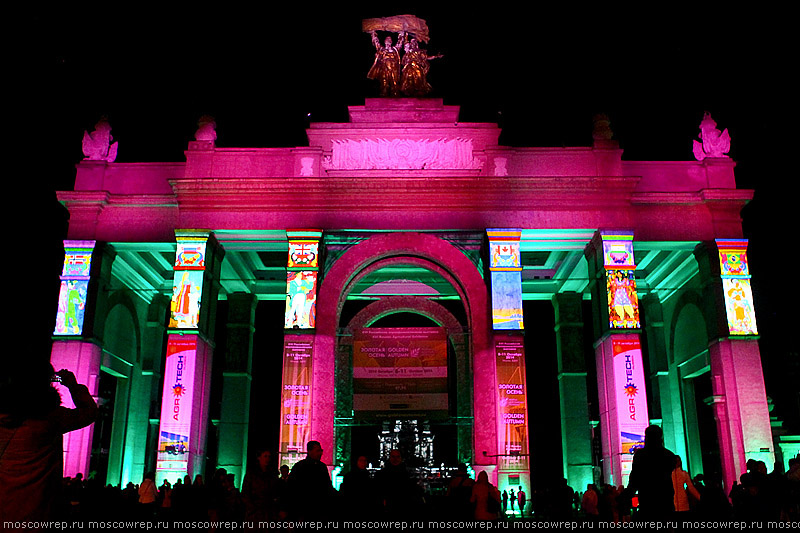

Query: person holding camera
[1,362,98,521]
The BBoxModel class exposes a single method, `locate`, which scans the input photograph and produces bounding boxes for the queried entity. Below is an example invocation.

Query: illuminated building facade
[52,99,788,497]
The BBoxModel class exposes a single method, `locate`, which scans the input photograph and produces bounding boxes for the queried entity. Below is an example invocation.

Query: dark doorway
[694,373,723,480]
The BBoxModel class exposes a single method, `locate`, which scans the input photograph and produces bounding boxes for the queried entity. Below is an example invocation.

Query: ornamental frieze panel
[323,138,483,170]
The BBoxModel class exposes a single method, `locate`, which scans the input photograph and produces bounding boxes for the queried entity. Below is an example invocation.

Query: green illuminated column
[552,292,593,491]
[639,294,687,463]
[50,240,115,477]
[156,230,224,485]
[218,292,257,487]
[694,239,772,494]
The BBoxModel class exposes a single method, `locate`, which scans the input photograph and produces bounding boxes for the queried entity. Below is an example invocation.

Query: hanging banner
[717,239,758,335]
[495,337,529,471]
[606,270,641,329]
[284,271,318,329]
[600,232,640,329]
[156,335,198,480]
[169,237,208,329]
[284,230,322,330]
[278,338,314,467]
[53,240,96,335]
[353,327,448,417]
[487,229,524,330]
[612,337,649,485]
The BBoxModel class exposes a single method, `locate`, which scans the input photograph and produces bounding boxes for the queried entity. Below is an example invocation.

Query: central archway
[313,232,495,472]
[339,296,472,468]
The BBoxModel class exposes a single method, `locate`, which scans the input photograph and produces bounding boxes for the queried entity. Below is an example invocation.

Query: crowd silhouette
[13,447,798,527]
[2,365,799,526]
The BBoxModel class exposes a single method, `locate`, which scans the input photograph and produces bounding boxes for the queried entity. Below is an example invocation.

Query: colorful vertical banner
[170,237,208,329]
[717,239,758,335]
[487,229,524,330]
[156,335,198,480]
[279,337,314,468]
[352,327,448,416]
[601,232,640,329]
[612,337,649,485]
[495,337,529,471]
[53,240,96,335]
[285,271,318,328]
[284,230,322,329]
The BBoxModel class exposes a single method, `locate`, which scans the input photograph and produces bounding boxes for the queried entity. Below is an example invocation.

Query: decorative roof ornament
[195,115,217,142]
[692,112,731,161]
[592,113,614,141]
[82,117,118,162]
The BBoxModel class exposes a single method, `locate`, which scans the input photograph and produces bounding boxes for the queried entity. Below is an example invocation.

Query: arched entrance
[313,232,496,477]
[337,296,472,473]
[670,293,722,480]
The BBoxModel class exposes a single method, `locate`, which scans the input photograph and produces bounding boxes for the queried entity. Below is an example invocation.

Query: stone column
[695,239,773,493]
[640,294,686,460]
[51,240,115,477]
[552,292,593,490]
[280,230,323,468]
[585,231,650,487]
[155,231,224,485]
[486,229,530,493]
[218,292,257,487]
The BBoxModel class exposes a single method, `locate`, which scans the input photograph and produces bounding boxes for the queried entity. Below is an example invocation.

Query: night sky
[13,7,798,469]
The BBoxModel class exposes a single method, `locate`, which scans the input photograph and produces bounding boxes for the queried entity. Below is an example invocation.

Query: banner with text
[156,335,198,481]
[353,327,448,418]
[612,337,649,484]
[279,338,314,467]
[495,337,530,471]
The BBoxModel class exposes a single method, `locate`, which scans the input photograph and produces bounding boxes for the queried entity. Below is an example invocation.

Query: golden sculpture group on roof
[363,15,443,97]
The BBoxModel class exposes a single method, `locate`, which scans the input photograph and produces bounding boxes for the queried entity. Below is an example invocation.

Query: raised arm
[54,369,98,433]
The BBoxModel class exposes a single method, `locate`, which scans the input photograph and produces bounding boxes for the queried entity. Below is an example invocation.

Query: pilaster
[280,230,323,468]
[155,230,224,485]
[217,292,257,486]
[50,240,115,477]
[585,230,650,487]
[694,239,772,494]
[552,292,593,491]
